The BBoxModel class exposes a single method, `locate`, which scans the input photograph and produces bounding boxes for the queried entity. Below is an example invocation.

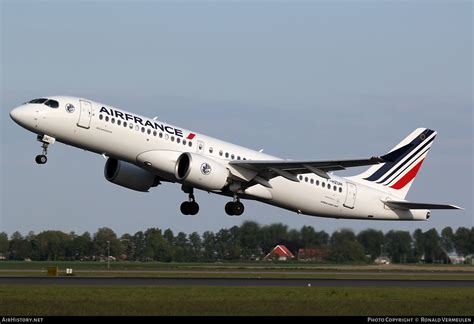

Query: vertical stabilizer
[349,128,437,199]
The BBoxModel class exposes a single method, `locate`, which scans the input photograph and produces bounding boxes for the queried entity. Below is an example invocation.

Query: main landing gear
[35,135,55,165]
[180,189,199,215]
[225,196,245,216]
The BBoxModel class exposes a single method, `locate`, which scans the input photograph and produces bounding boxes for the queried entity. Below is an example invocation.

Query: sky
[1,1,472,237]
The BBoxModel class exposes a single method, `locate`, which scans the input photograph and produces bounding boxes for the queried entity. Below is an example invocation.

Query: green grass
[1,271,474,280]
[1,260,473,271]
[0,285,473,316]
[2,261,473,281]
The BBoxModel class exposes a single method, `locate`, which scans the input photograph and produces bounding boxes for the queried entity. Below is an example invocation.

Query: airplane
[9,96,462,219]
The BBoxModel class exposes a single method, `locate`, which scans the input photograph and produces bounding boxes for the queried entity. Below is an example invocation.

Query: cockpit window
[28,98,48,104]
[44,100,59,108]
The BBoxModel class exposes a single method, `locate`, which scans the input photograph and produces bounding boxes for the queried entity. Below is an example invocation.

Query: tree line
[1,222,473,263]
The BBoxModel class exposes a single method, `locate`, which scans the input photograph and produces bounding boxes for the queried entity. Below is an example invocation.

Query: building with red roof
[263,245,295,261]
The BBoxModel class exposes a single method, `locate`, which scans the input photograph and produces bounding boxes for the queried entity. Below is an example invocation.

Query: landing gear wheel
[180,201,190,215]
[188,201,200,215]
[225,202,235,216]
[180,201,199,215]
[232,201,245,216]
[180,188,200,215]
[35,155,47,164]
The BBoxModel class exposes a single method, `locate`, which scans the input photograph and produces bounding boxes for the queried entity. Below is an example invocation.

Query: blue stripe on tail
[364,129,434,182]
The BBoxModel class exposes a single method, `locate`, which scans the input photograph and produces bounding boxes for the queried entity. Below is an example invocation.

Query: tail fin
[349,128,437,199]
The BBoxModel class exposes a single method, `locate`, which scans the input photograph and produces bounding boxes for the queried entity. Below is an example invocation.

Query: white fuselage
[10,96,430,221]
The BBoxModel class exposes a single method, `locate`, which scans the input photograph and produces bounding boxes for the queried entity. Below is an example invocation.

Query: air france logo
[65,103,75,113]
[99,106,196,139]
[200,163,212,175]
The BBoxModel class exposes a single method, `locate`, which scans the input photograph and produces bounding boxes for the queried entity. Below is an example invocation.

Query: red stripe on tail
[390,159,424,190]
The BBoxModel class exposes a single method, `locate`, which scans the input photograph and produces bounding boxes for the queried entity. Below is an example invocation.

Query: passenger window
[219,151,223,156]
[159,133,163,138]
[310,179,314,184]
[339,187,342,193]
[99,115,103,120]
[105,116,109,122]
[237,156,241,160]
[141,127,145,133]
[316,180,319,186]
[111,118,115,124]
[299,175,303,181]
[165,134,169,140]
[124,121,127,127]
[322,182,325,188]
[135,125,139,131]
[225,152,229,158]
[129,123,133,129]
[189,141,192,147]
[117,120,121,126]
[209,147,213,153]
[171,136,175,142]
[147,129,151,135]
[328,184,331,190]
[333,186,337,191]
[305,177,308,182]
[153,130,157,136]
[231,154,235,159]
[177,138,181,144]
[183,139,187,145]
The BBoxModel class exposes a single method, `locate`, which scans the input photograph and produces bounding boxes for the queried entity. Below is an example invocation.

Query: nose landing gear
[35,135,55,165]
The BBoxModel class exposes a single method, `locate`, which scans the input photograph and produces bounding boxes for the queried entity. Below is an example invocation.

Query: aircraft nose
[10,106,33,126]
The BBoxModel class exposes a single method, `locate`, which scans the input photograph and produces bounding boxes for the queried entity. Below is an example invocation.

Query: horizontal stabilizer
[385,201,463,210]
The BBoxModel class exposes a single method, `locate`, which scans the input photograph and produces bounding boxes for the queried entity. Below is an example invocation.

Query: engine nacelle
[411,209,431,221]
[175,152,229,191]
[104,158,160,192]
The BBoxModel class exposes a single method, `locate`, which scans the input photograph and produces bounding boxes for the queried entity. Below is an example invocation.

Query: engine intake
[105,158,160,192]
[175,152,229,191]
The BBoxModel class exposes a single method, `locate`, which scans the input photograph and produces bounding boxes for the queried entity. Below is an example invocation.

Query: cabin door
[77,100,92,129]
[343,182,357,209]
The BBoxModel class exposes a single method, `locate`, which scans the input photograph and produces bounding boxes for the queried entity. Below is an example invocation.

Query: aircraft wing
[228,143,418,187]
[230,156,384,180]
[384,201,463,210]
[229,157,384,187]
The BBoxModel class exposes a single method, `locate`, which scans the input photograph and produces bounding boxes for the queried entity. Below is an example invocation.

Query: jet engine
[104,158,160,192]
[175,152,229,191]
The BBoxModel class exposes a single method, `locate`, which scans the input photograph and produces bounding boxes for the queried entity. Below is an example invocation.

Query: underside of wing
[385,201,463,210]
